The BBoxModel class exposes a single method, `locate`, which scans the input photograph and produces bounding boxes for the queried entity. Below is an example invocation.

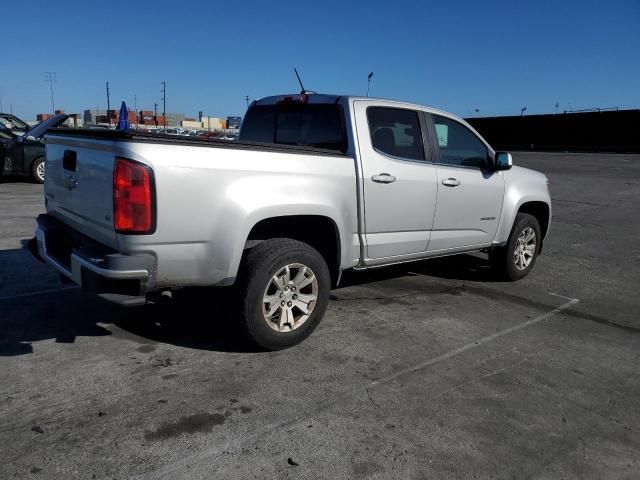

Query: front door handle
[442,177,461,187]
[372,173,396,184]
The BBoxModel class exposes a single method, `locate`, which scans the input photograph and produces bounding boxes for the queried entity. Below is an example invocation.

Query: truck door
[353,101,438,263]
[426,114,504,252]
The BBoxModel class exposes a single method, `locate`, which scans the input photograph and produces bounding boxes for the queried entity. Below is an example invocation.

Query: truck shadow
[0,175,32,184]
[0,287,256,357]
[1,246,500,357]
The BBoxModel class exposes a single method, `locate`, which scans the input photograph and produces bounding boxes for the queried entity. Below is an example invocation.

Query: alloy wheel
[262,263,318,332]
[514,227,536,270]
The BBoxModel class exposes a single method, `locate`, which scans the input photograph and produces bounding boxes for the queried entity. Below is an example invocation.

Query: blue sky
[3,0,639,120]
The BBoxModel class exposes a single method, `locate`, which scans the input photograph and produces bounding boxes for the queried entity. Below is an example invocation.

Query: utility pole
[45,72,56,113]
[134,94,138,128]
[106,81,111,127]
[154,102,158,128]
[0,94,3,112]
[161,81,166,130]
[245,95,249,107]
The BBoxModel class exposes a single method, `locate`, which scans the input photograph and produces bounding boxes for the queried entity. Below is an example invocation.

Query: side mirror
[495,151,513,171]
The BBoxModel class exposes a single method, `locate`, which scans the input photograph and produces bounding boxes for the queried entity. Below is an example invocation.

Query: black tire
[236,238,330,350]
[490,212,541,281]
[31,157,45,184]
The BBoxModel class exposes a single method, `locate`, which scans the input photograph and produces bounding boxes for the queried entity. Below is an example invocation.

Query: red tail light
[113,157,155,234]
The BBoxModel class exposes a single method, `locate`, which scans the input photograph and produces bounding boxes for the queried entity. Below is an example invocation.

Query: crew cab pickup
[32,93,551,349]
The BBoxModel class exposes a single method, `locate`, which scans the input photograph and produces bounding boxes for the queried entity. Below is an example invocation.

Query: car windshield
[0,114,29,131]
[239,103,347,153]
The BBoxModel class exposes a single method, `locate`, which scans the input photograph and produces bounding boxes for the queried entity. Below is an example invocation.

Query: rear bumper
[32,214,156,306]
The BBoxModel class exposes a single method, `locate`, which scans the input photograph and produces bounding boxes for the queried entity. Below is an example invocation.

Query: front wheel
[490,212,541,281]
[31,157,45,184]
[237,238,330,350]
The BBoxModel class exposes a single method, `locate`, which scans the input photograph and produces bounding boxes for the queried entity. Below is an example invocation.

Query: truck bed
[47,128,348,157]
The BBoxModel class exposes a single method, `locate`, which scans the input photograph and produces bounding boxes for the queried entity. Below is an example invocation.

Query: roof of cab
[251,93,457,119]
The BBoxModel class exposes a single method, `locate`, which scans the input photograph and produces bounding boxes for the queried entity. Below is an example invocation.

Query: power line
[106,81,111,127]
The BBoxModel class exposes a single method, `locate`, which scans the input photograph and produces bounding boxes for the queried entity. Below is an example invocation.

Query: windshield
[0,114,29,132]
[239,103,347,153]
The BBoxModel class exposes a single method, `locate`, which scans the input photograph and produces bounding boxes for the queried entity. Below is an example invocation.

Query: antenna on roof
[293,67,314,94]
[294,67,306,94]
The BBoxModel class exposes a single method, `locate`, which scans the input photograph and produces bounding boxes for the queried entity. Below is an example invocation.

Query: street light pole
[161,81,166,130]
[520,107,527,117]
[106,81,111,127]
[367,72,374,97]
[245,95,249,107]
[134,94,138,128]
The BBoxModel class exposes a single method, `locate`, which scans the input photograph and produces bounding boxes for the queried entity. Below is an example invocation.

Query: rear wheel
[237,238,330,350]
[490,212,541,280]
[31,157,45,184]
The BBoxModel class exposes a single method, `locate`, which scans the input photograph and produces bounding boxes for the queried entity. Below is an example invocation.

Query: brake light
[113,157,155,234]
[276,94,309,104]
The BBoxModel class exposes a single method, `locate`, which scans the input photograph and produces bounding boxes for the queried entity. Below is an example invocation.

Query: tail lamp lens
[113,157,154,234]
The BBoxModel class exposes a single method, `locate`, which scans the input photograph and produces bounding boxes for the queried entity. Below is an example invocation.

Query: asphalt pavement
[1,152,639,479]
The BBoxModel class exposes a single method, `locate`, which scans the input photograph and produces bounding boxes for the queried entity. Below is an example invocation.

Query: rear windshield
[239,104,347,153]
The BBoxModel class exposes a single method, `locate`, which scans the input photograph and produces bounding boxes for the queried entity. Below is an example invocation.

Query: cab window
[432,115,488,169]
[367,107,425,161]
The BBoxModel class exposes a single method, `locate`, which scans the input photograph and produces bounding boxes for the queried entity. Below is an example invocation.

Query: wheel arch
[518,201,550,240]
[244,214,342,286]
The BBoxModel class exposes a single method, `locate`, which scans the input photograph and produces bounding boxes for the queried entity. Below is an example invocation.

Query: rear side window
[432,115,488,169]
[367,107,424,161]
[239,104,347,153]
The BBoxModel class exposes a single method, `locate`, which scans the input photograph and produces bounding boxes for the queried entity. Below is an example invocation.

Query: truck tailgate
[44,135,117,249]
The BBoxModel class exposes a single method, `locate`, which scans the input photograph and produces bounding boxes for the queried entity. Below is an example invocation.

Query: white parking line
[0,286,79,301]
[369,295,579,388]
[144,294,580,479]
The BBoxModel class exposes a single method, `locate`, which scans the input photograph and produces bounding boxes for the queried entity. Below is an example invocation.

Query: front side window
[432,115,488,169]
[367,107,424,161]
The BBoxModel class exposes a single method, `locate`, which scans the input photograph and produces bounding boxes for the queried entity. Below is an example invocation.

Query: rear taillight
[113,157,155,234]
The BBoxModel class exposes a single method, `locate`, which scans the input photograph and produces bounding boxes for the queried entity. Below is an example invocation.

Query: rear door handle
[442,177,461,187]
[372,173,396,184]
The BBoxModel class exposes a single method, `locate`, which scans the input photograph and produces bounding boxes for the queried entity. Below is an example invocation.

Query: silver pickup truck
[32,93,551,349]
